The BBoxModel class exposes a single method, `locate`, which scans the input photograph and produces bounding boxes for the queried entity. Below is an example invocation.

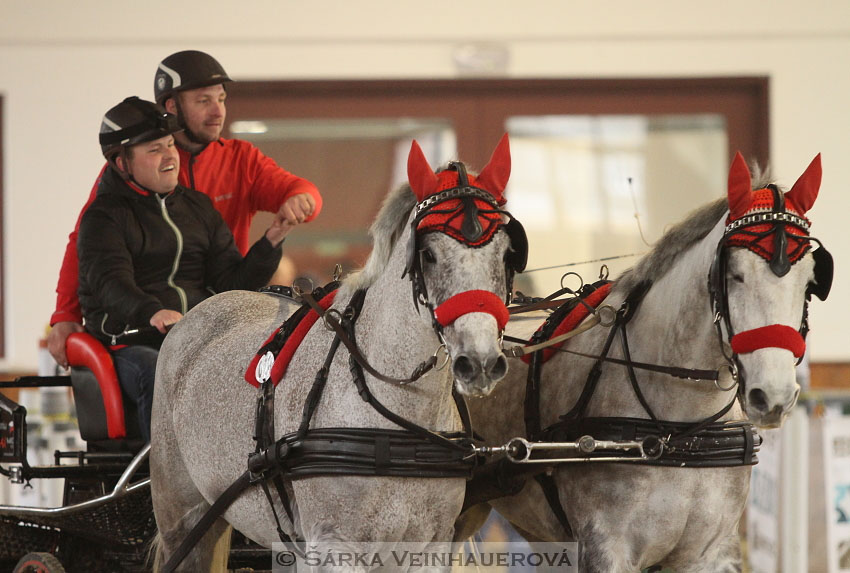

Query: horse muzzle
[453,351,509,397]
[433,289,510,396]
[744,385,800,428]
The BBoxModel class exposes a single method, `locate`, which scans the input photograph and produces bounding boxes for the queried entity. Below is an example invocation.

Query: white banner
[747,428,781,573]
[824,416,850,572]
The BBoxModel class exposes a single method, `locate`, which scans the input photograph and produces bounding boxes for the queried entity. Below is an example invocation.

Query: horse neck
[547,218,741,423]
[341,230,459,430]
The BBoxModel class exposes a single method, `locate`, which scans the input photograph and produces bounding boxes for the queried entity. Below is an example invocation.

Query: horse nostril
[487,354,508,381]
[453,355,481,382]
[748,388,770,413]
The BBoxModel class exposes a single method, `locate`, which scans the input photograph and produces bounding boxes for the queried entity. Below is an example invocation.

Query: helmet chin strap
[172,97,212,147]
[113,151,136,183]
[113,154,160,196]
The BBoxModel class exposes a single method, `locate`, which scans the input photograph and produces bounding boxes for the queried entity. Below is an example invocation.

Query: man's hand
[150,309,183,334]
[265,218,293,248]
[265,193,316,247]
[278,193,316,225]
[47,321,85,368]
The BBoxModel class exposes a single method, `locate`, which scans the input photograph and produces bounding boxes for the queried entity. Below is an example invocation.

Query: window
[224,78,768,288]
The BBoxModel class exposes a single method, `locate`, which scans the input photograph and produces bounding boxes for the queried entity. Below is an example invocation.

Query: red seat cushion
[66,332,126,439]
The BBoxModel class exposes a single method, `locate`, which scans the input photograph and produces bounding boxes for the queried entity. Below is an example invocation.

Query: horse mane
[614,198,727,294]
[339,159,774,298]
[341,163,478,296]
[341,182,417,294]
[750,162,772,190]
[615,163,772,294]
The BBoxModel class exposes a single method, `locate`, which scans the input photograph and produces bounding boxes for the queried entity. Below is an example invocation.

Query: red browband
[730,324,806,358]
[433,290,509,331]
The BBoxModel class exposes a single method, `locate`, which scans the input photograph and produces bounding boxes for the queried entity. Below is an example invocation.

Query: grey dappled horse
[151,136,524,571]
[459,153,832,572]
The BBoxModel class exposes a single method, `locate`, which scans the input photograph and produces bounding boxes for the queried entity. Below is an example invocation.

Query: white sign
[824,416,850,572]
[748,428,781,573]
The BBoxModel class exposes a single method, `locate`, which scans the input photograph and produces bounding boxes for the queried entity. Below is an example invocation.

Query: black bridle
[164,176,529,571]
[513,191,833,435]
[402,161,528,327]
[708,185,834,394]
[466,187,833,540]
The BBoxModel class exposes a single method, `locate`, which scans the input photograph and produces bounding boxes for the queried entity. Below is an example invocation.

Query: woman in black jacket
[78,97,291,441]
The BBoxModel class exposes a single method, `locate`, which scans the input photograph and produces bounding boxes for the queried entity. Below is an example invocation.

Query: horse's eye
[420,249,437,264]
[731,273,745,283]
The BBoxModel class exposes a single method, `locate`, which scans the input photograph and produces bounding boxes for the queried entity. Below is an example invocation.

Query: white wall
[1,0,848,370]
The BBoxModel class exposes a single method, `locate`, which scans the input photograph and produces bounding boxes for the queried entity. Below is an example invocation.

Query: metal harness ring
[595,304,617,327]
[560,271,583,293]
[323,308,343,331]
[433,343,450,371]
[715,363,739,392]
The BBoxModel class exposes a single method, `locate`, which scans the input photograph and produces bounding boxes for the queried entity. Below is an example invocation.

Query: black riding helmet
[154,50,232,105]
[99,97,182,162]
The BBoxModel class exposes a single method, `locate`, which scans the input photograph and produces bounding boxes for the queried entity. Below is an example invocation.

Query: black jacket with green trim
[78,166,281,345]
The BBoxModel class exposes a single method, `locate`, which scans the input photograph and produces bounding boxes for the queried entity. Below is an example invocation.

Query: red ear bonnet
[410,135,513,248]
[727,151,754,220]
[785,153,821,214]
[407,140,440,202]
[475,133,511,205]
[724,153,819,269]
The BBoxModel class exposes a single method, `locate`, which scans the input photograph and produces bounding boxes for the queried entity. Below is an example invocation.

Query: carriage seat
[66,332,141,443]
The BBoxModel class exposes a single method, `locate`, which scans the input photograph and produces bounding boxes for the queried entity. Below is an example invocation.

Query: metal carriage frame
[0,333,269,572]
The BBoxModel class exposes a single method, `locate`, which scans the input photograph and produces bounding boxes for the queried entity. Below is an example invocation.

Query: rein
[466,274,762,538]
[512,279,753,458]
[162,286,481,573]
[503,282,735,386]
[297,288,438,386]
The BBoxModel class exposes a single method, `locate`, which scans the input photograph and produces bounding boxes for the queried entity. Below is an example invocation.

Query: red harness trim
[433,290,509,331]
[730,324,806,358]
[522,283,613,364]
[244,290,338,387]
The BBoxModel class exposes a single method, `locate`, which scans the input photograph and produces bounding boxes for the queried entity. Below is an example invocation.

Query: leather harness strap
[161,471,253,573]
[165,286,480,571]
[468,278,761,539]
[298,289,437,386]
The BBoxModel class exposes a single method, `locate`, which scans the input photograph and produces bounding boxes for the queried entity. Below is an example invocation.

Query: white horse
[460,153,832,572]
[150,136,527,571]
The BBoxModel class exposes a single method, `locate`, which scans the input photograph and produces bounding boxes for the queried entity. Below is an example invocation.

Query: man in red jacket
[48,51,323,367]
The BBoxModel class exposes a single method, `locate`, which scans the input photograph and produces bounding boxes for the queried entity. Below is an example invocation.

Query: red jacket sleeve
[50,164,106,325]
[244,144,323,221]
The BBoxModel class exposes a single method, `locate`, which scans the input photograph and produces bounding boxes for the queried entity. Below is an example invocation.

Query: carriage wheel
[12,552,66,573]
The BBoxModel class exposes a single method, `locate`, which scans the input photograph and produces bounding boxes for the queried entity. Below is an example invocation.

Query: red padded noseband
[730,324,806,358]
[433,290,509,331]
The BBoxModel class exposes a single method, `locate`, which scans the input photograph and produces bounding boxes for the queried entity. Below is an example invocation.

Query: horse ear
[728,151,754,219]
[407,140,440,201]
[785,153,821,213]
[476,133,511,203]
